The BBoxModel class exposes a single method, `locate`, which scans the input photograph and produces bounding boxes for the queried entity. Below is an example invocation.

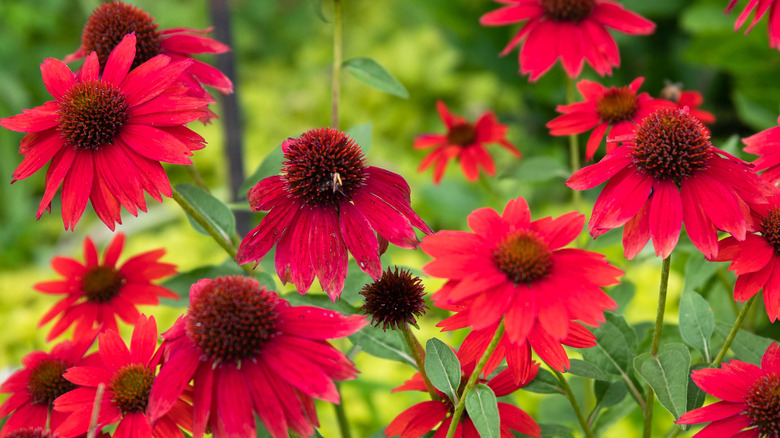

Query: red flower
[659,84,716,125]
[65,1,232,122]
[716,193,780,322]
[567,107,772,260]
[385,351,541,438]
[676,342,780,437]
[480,0,655,81]
[35,233,177,342]
[415,101,520,184]
[236,128,433,300]
[726,0,780,49]
[547,77,672,161]
[743,115,780,184]
[0,33,209,230]
[53,315,191,438]
[419,196,622,377]
[0,337,95,436]
[147,276,367,438]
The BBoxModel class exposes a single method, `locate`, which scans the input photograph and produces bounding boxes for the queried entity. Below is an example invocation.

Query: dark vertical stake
[208,0,250,236]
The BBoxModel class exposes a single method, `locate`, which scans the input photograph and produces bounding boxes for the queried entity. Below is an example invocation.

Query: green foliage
[678,291,715,359]
[424,338,461,404]
[174,183,236,240]
[465,384,500,438]
[343,57,410,99]
[634,343,691,421]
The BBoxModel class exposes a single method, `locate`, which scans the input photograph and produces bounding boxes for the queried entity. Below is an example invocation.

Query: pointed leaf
[521,368,563,394]
[594,380,628,408]
[683,252,721,294]
[310,0,328,22]
[580,313,637,377]
[501,156,568,182]
[348,324,416,367]
[568,359,610,381]
[634,343,691,420]
[678,292,714,358]
[424,338,462,403]
[343,57,409,98]
[175,183,236,240]
[714,321,774,365]
[465,384,500,438]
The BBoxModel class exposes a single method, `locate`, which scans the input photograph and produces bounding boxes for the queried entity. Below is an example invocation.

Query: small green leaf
[310,0,328,22]
[501,156,568,182]
[161,260,246,305]
[348,325,416,367]
[345,123,372,156]
[521,368,563,394]
[424,338,462,403]
[313,430,326,438]
[609,281,635,315]
[686,362,710,415]
[634,343,691,420]
[683,252,721,294]
[678,292,715,358]
[465,384,500,438]
[594,380,628,408]
[343,57,409,99]
[240,145,284,194]
[580,313,638,377]
[175,183,236,240]
[568,359,610,381]
[714,321,774,365]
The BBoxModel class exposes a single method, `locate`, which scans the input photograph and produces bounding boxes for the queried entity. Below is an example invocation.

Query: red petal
[41,58,75,100]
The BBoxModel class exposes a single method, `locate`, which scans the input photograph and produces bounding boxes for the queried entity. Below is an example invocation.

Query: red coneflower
[743,115,780,184]
[716,193,780,322]
[385,350,541,438]
[480,0,655,81]
[54,315,191,438]
[419,196,622,378]
[65,1,232,122]
[35,233,177,342]
[236,127,433,300]
[726,0,780,49]
[0,33,209,230]
[360,266,428,331]
[676,342,780,437]
[0,337,95,436]
[415,101,520,184]
[567,107,772,259]
[547,77,671,161]
[147,276,367,438]
[659,83,716,125]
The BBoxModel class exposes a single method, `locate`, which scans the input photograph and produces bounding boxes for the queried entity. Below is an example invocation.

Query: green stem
[400,323,440,400]
[643,255,672,438]
[565,76,582,210]
[333,382,352,438]
[186,164,210,192]
[716,268,740,317]
[444,321,505,438]
[713,294,758,366]
[553,369,595,438]
[331,0,343,130]
[171,187,255,276]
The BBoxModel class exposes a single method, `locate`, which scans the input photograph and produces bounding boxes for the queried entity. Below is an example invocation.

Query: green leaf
[174,183,236,240]
[465,384,500,438]
[568,359,610,381]
[424,338,462,403]
[348,324,416,367]
[501,156,568,182]
[161,260,247,305]
[634,343,691,420]
[534,424,574,438]
[594,380,628,408]
[309,0,328,22]
[240,144,284,194]
[343,57,409,99]
[282,292,357,315]
[345,123,372,156]
[313,430,326,438]
[714,321,774,365]
[609,281,635,315]
[682,252,721,294]
[678,292,714,358]
[521,368,563,395]
[733,90,778,132]
[580,313,637,377]
[686,362,710,414]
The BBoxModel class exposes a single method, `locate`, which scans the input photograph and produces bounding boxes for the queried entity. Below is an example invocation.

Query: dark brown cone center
[761,209,780,255]
[630,108,712,181]
[81,266,124,303]
[5,427,58,438]
[57,81,129,151]
[359,267,428,331]
[81,1,162,69]
[493,231,552,284]
[27,358,75,406]
[541,0,596,22]
[186,276,278,365]
[447,124,477,147]
[282,128,367,207]
[745,372,780,436]
[109,363,155,414]
[596,87,639,124]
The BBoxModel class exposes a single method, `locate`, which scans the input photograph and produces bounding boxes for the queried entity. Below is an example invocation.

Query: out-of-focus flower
[659,82,716,124]
[743,115,780,184]
[726,0,780,49]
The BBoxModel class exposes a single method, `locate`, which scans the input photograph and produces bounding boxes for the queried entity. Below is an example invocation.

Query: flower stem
[400,323,440,400]
[565,76,582,210]
[87,383,105,438]
[171,187,255,276]
[186,164,210,192]
[712,294,758,366]
[331,0,343,130]
[333,382,352,438]
[553,369,595,438]
[642,255,672,438]
[444,321,505,438]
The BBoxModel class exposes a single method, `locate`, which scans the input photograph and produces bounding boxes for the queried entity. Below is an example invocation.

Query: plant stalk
[713,294,758,366]
[554,369,595,438]
[400,323,440,400]
[331,0,343,129]
[642,255,672,438]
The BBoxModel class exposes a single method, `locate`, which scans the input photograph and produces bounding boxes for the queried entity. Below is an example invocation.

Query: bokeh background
[1,0,779,436]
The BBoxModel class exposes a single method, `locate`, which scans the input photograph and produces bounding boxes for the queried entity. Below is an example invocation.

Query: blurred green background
[1,0,779,436]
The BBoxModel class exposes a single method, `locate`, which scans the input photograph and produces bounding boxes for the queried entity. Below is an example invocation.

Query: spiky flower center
[81,1,161,69]
[186,276,279,364]
[447,123,477,147]
[596,87,639,124]
[27,358,75,406]
[81,266,124,303]
[493,230,552,284]
[57,81,129,151]
[745,372,779,436]
[631,108,712,181]
[360,267,428,331]
[761,208,780,255]
[5,428,58,438]
[541,0,595,22]
[282,128,367,207]
[109,364,155,414]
